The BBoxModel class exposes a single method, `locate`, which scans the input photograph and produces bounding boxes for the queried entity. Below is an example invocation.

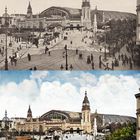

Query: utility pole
[104,27,107,61]
[103,26,110,61]
[65,45,68,70]
[4,7,8,70]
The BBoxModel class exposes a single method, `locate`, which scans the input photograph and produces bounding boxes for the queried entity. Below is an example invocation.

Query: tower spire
[82,91,90,111]
[81,91,91,133]
[5,6,7,14]
[5,110,7,118]
[81,0,91,29]
[27,1,32,18]
[27,105,32,121]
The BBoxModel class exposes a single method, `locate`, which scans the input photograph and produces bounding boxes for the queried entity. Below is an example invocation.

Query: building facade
[135,91,140,140]
[12,92,136,134]
[0,111,13,131]
[16,1,136,31]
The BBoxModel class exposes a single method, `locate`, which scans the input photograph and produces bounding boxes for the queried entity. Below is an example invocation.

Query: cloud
[30,71,49,81]
[0,72,139,119]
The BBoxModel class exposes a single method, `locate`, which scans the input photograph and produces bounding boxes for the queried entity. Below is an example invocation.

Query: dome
[2,110,10,122]
[2,7,9,17]
[2,13,10,17]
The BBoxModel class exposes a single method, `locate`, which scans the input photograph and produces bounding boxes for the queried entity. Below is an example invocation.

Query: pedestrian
[87,56,91,64]
[112,61,114,70]
[34,66,37,70]
[130,61,133,70]
[13,57,17,66]
[9,56,13,66]
[70,64,73,71]
[99,55,102,69]
[19,44,21,50]
[27,53,31,61]
[48,51,51,56]
[105,63,109,70]
[79,53,83,59]
[91,62,94,70]
[76,49,78,55]
[15,52,17,58]
[91,54,93,62]
[60,64,64,70]
[118,54,121,61]
[45,46,49,54]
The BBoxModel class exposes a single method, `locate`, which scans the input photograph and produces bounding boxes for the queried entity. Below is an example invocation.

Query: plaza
[0,28,138,70]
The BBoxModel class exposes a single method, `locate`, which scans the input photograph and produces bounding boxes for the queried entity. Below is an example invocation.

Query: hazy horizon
[0,0,136,16]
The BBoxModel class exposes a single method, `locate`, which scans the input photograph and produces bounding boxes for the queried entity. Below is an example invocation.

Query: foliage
[105,123,136,140]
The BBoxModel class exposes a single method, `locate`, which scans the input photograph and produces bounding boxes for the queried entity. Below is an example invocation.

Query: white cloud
[0,72,139,120]
[30,71,49,81]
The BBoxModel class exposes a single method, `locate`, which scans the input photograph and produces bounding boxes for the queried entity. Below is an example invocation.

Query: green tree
[106,123,136,140]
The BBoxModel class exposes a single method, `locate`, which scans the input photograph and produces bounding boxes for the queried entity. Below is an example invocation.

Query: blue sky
[0,71,139,119]
[0,71,140,84]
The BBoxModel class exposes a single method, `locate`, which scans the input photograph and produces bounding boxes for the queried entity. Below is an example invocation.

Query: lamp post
[104,28,107,61]
[5,28,8,70]
[64,45,68,70]
[103,26,110,62]
[4,7,8,70]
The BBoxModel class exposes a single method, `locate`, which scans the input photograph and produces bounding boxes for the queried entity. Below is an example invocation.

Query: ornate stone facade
[16,1,136,30]
[13,92,135,134]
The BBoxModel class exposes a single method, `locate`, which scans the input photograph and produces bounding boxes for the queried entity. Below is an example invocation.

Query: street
[0,30,139,70]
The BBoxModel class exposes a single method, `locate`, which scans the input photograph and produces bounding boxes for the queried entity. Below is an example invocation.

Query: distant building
[16,1,136,30]
[12,91,135,133]
[0,7,12,28]
[17,2,45,30]
[0,110,12,131]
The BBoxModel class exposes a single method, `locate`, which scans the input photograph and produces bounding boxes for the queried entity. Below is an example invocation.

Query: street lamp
[64,45,68,70]
[103,25,110,62]
[4,7,8,70]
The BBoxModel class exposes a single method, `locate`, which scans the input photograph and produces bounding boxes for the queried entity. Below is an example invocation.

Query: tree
[106,123,136,140]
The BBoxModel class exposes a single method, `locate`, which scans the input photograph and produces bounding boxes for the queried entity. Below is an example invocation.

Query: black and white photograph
[0,0,139,70]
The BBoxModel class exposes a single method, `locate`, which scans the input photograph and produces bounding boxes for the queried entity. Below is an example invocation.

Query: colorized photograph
[0,0,139,70]
[0,71,139,139]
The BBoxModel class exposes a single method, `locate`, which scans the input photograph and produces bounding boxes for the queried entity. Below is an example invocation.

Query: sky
[0,71,139,119]
[0,0,136,16]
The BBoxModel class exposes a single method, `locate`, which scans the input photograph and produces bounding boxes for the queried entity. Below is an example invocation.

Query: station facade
[11,92,135,133]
